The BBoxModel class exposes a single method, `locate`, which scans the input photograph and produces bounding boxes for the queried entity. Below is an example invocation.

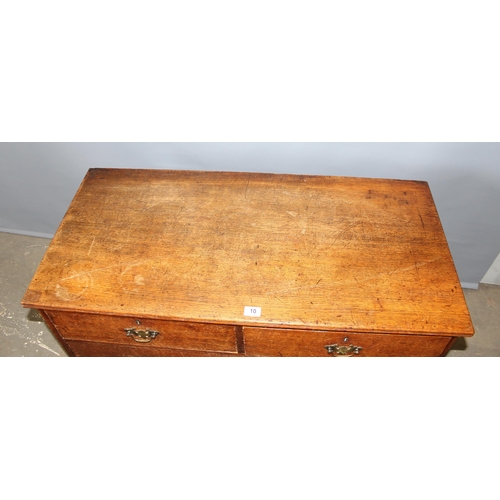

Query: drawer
[65,340,241,357]
[45,311,238,353]
[243,327,453,357]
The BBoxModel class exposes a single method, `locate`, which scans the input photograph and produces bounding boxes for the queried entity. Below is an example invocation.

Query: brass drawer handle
[124,328,160,343]
[325,344,362,356]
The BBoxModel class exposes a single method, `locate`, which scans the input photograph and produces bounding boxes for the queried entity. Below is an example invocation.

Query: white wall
[482,253,500,285]
[1,142,499,287]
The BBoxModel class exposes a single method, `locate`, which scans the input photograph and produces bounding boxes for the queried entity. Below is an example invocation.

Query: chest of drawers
[22,168,474,356]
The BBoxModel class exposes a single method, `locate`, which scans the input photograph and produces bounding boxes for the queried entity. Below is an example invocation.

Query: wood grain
[243,327,453,357]
[22,169,473,338]
[65,340,240,357]
[45,310,237,353]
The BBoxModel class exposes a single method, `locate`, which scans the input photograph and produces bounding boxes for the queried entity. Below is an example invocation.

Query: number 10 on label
[244,306,261,317]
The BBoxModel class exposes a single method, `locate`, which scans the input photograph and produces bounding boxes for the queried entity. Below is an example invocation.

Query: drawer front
[243,327,452,357]
[66,340,240,357]
[46,311,237,353]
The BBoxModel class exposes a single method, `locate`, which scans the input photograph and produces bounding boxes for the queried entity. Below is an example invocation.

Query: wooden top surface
[22,168,474,336]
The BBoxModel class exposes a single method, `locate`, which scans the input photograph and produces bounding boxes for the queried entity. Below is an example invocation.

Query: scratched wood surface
[22,168,474,336]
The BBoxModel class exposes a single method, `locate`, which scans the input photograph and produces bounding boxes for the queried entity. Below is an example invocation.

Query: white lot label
[244,306,261,317]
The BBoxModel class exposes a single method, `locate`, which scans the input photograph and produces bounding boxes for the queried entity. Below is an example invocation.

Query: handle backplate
[324,344,362,356]
[124,328,160,343]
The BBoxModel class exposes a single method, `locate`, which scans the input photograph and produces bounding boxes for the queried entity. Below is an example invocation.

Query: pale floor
[1,232,499,357]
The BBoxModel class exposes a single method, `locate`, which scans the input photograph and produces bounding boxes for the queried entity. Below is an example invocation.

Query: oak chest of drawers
[22,168,474,356]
